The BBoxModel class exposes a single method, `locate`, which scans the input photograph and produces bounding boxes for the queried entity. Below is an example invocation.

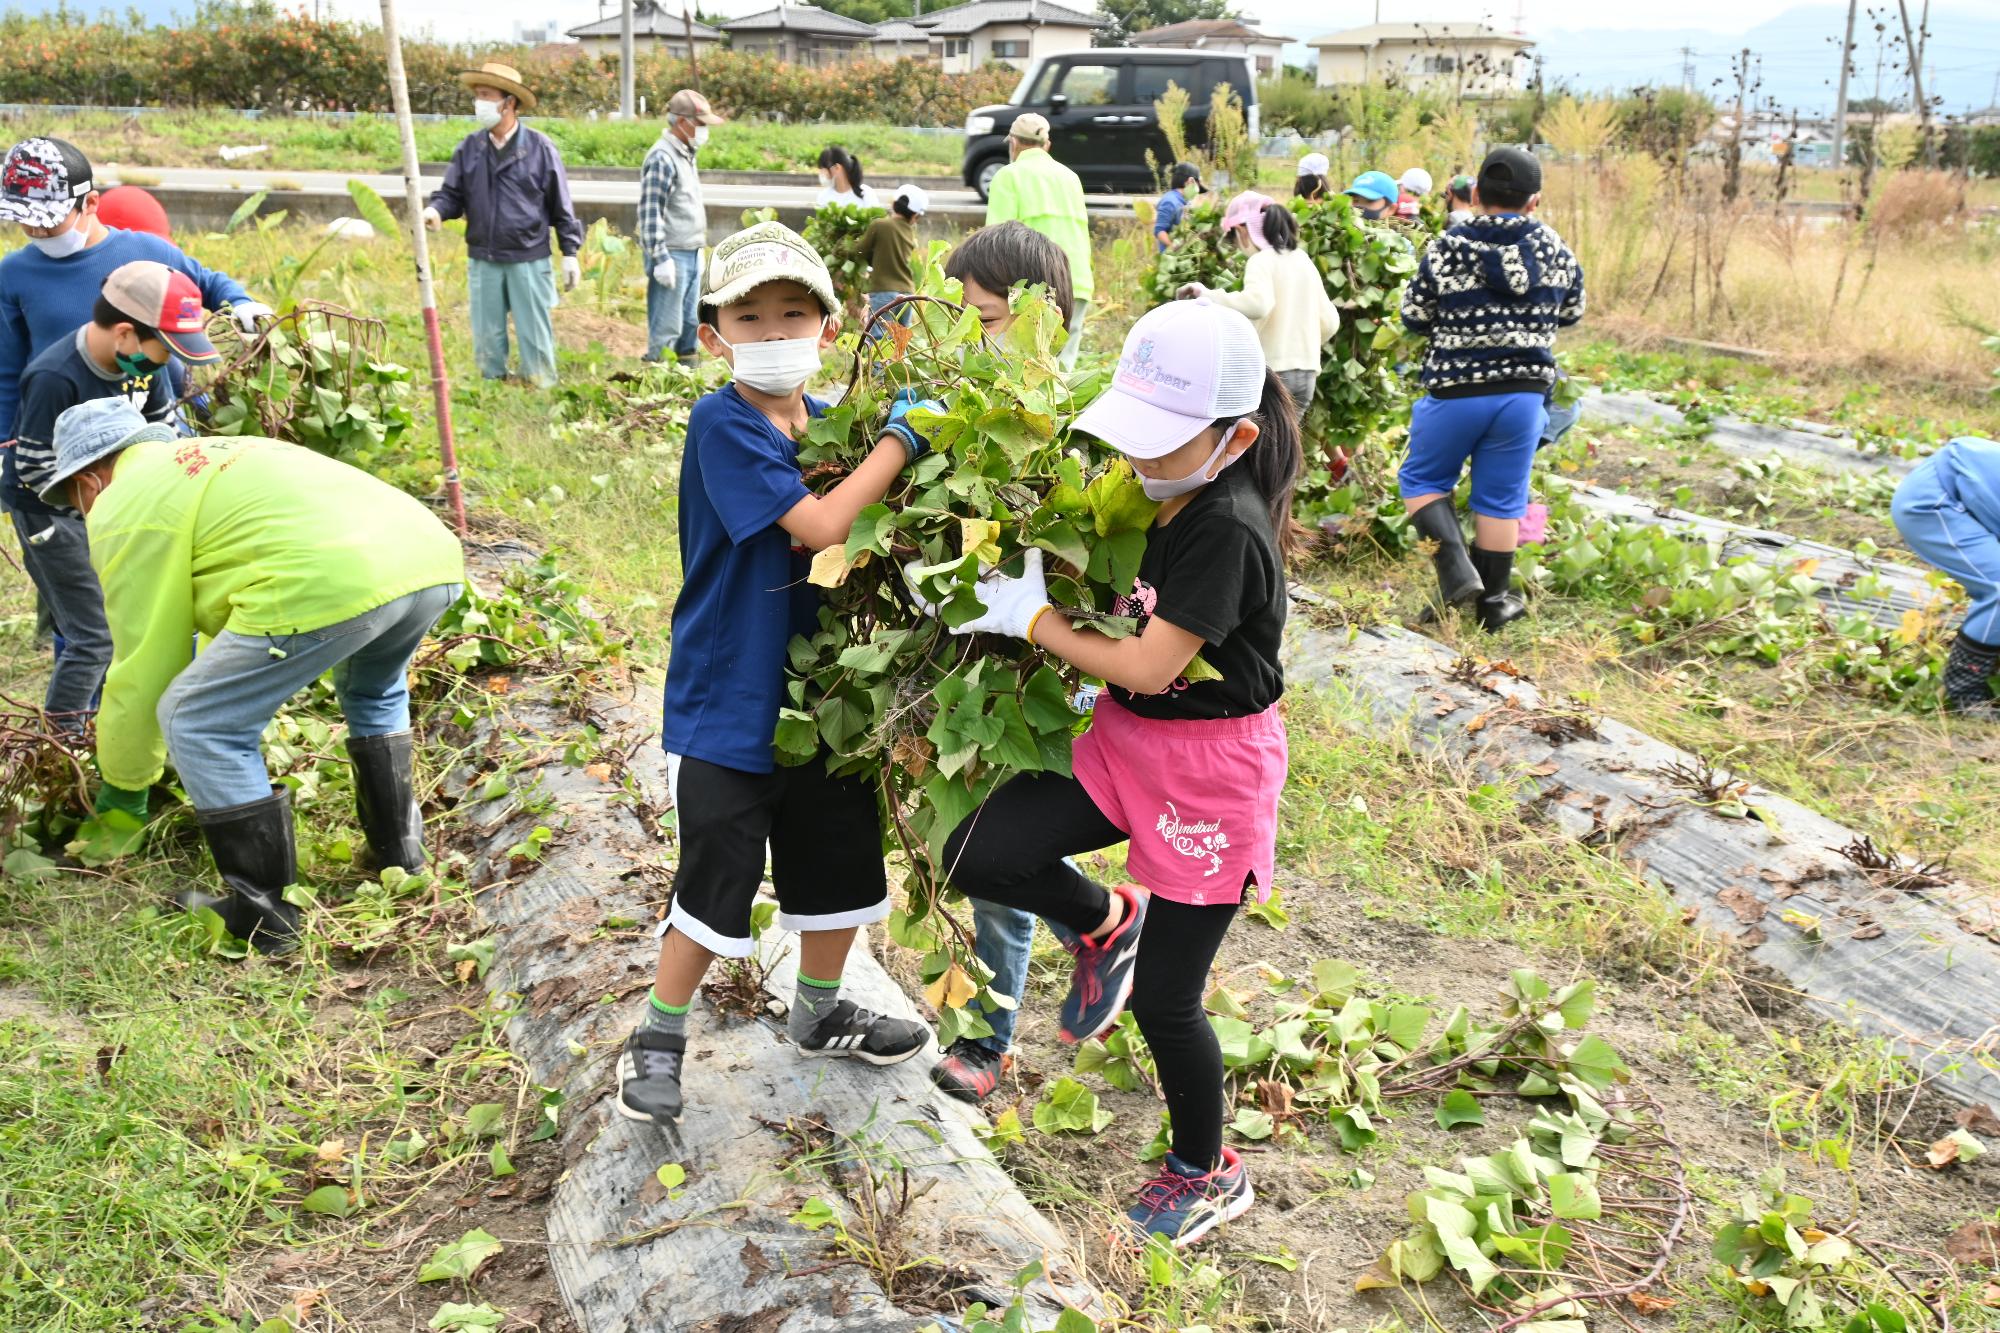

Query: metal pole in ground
[620,0,636,119]
[378,0,468,537]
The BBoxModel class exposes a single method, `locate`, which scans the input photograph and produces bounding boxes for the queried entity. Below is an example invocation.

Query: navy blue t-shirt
[4,326,173,516]
[661,385,825,774]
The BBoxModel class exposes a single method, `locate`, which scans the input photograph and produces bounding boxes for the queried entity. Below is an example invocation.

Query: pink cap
[1221,190,1276,250]
[1071,299,1266,459]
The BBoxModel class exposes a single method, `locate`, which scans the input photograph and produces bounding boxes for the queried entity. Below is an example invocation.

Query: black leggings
[943,772,1240,1170]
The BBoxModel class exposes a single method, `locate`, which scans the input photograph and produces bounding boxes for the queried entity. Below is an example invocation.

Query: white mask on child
[1141,422,1247,501]
[726,323,827,395]
[31,218,88,259]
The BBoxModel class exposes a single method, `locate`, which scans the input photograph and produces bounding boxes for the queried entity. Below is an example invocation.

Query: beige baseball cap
[1010,113,1051,145]
[668,88,723,125]
[703,221,837,316]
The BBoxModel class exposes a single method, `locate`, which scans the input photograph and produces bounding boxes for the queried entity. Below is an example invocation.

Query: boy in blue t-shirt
[618,222,940,1127]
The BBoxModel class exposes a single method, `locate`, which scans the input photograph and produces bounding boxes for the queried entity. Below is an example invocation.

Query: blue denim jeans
[645,249,702,362]
[467,257,558,386]
[1894,447,2000,643]
[157,583,461,810]
[864,290,911,342]
[972,897,1037,1054]
[9,506,110,730]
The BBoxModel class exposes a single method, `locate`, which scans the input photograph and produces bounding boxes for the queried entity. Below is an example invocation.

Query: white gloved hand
[950,548,1051,640]
[652,259,679,289]
[1175,282,1208,301]
[230,300,274,331]
[562,255,582,292]
[422,206,442,231]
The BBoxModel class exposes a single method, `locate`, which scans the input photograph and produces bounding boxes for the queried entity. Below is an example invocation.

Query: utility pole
[1895,0,1932,164]
[683,5,702,89]
[620,0,636,119]
[1724,46,1750,200]
[1831,0,1856,170]
[1677,46,1696,93]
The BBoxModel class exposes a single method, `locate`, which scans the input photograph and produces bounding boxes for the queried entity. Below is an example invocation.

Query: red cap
[101,260,218,363]
[96,186,172,241]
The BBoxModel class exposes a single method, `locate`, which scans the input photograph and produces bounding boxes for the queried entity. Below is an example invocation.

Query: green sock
[640,989,690,1038]
[790,972,842,1041]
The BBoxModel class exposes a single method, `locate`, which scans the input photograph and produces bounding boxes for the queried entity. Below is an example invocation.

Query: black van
[962,49,1260,199]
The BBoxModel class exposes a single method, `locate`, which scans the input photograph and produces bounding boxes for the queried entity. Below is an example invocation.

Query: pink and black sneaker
[1056,884,1147,1044]
[931,1039,1008,1103]
[1125,1147,1254,1249]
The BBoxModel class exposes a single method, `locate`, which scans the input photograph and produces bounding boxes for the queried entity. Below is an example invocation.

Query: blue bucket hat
[41,397,174,503]
[1343,170,1399,203]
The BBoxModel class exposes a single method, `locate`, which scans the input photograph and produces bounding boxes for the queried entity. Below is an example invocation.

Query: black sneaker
[796,999,930,1065]
[931,1038,1008,1103]
[616,1028,686,1125]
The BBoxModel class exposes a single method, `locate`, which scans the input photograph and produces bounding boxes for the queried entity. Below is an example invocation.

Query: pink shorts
[1072,696,1288,908]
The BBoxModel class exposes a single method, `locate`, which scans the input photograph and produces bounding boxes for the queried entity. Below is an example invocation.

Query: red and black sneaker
[931,1038,1008,1104]
[1058,884,1147,1045]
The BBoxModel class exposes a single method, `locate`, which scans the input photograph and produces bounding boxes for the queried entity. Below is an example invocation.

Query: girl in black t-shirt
[925,299,1301,1249]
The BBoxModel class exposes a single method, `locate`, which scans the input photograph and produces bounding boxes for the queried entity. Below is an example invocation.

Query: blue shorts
[1399,391,1548,519]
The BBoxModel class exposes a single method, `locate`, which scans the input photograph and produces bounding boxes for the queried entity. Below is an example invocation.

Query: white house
[1307,22,1533,95]
[1124,17,1295,77]
[911,0,1108,75]
[566,1,725,58]
[719,4,880,66]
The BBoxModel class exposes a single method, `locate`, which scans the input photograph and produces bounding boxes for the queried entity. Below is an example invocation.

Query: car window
[1056,63,1120,107]
[1132,61,1201,106]
[1024,61,1059,103]
[1201,58,1250,103]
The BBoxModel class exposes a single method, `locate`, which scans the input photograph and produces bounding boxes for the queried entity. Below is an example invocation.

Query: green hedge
[0,8,1015,125]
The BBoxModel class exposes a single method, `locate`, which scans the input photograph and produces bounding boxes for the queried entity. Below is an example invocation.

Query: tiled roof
[1307,22,1531,48]
[915,1,1109,35]
[1133,18,1296,44]
[720,4,881,37]
[568,1,722,39]
[871,19,929,40]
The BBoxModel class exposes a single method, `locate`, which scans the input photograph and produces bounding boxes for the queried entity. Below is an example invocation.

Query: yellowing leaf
[809,546,854,588]
[959,516,1002,567]
[924,963,979,1010]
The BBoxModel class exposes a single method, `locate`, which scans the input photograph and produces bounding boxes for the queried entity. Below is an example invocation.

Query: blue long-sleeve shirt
[0,228,251,441]
[427,125,584,265]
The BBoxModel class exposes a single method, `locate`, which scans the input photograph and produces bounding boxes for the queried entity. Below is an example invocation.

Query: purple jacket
[428,125,583,265]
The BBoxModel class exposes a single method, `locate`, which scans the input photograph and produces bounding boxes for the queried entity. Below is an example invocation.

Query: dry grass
[1537,158,2000,395]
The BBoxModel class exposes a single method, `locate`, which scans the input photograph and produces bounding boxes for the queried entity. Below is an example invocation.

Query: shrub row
[0,11,1016,125]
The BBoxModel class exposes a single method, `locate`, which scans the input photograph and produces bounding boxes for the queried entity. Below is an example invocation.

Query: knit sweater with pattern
[1400,214,1584,398]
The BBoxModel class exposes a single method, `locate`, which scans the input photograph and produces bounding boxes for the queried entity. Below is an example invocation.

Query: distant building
[720,3,879,66]
[1127,17,1295,77]
[516,19,567,44]
[911,0,1108,74]
[871,18,931,62]
[566,1,724,58]
[1306,21,1533,95]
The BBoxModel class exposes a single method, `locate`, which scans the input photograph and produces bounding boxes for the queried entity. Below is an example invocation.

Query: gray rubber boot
[1408,499,1484,608]
[1942,633,2000,715]
[347,730,426,872]
[180,787,301,955]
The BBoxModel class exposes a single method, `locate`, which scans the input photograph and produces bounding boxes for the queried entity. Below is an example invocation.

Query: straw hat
[459,62,537,111]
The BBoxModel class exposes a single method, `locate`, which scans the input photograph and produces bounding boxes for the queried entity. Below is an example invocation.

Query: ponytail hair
[818,145,865,192]
[1260,203,1298,251]
[892,193,917,219]
[1215,371,1305,560]
[1295,172,1326,202]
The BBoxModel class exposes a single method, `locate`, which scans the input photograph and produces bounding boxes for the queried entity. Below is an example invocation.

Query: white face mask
[818,171,833,190]
[1141,424,1246,501]
[692,125,710,148]
[474,98,504,128]
[31,215,88,259]
[726,323,826,395]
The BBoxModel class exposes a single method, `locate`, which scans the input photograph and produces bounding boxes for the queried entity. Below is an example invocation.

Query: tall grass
[1538,157,2000,394]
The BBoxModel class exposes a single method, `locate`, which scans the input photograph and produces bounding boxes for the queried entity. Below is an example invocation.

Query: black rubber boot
[1942,633,2000,715]
[347,730,426,872]
[1409,500,1484,609]
[179,788,302,955]
[1469,546,1529,630]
